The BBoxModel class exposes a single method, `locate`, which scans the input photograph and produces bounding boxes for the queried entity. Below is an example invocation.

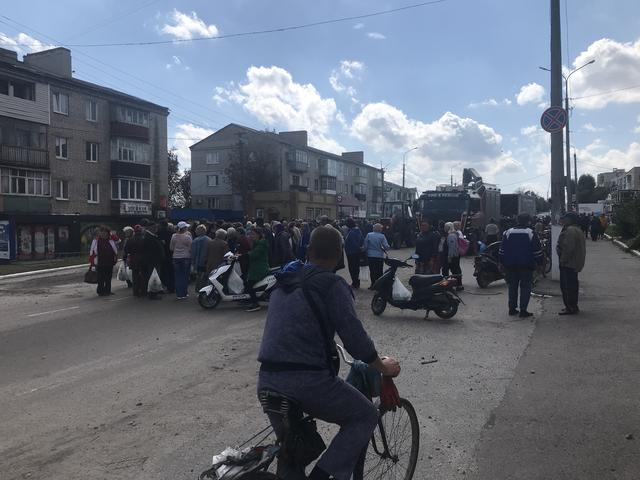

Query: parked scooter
[370,255,462,319]
[473,241,504,288]
[198,252,279,309]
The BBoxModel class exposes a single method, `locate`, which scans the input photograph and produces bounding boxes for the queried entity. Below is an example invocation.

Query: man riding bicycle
[258,225,401,480]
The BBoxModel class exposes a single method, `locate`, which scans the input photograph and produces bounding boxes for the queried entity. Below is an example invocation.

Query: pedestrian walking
[156,220,175,294]
[89,226,118,296]
[170,221,192,299]
[447,222,464,290]
[124,225,145,297]
[498,213,544,318]
[589,215,601,242]
[557,212,587,315]
[343,217,364,289]
[364,223,390,287]
[121,226,134,288]
[140,219,165,300]
[438,221,449,276]
[245,228,270,312]
[599,213,608,239]
[414,221,440,274]
[191,224,211,290]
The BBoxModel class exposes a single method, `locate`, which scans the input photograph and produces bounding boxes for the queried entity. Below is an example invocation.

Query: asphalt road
[2,242,634,480]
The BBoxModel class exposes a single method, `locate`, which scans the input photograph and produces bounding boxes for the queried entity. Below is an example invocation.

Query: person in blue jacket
[364,223,390,287]
[499,213,543,318]
[343,217,364,289]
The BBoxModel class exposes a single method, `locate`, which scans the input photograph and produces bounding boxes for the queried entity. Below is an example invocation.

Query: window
[355,167,361,177]
[86,142,99,162]
[350,184,354,194]
[52,92,69,115]
[55,180,69,200]
[116,106,149,127]
[12,80,35,101]
[87,183,99,203]
[305,177,310,187]
[321,176,336,191]
[111,179,151,201]
[256,208,264,218]
[292,175,300,186]
[86,100,98,121]
[295,150,309,166]
[207,174,219,187]
[314,179,319,191]
[0,168,50,196]
[208,197,221,209]
[111,138,149,164]
[206,151,221,165]
[0,78,8,95]
[55,137,68,159]
[305,208,314,220]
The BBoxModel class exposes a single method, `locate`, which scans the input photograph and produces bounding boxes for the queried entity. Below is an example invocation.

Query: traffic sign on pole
[540,106,567,133]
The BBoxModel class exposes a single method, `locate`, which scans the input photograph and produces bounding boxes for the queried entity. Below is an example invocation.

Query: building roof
[191,123,382,171]
[0,55,169,114]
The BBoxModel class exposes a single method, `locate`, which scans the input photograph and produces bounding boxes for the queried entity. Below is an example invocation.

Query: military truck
[380,201,418,249]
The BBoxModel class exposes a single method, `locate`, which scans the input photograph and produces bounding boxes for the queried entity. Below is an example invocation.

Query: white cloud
[468,98,512,108]
[570,38,640,109]
[0,32,56,59]
[520,125,539,136]
[577,140,640,174]
[367,32,386,40]
[160,9,218,40]
[350,103,523,190]
[170,123,215,169]
[329,60,364,103]
[582,122,604,132]
[516,82,546,106]
[215,66,344,153]
[634,115,640,133]
[354,23,364,30]
[165,55,188,70]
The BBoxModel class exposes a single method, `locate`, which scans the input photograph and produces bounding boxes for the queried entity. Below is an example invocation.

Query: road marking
[108,296,130,302]
[26,306,80,317]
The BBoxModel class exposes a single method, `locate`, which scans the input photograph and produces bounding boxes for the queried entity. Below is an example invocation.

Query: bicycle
[199,345,420,480]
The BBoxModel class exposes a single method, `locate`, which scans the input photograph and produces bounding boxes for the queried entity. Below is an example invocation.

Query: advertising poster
[34,226,46,259]
[0,221,10,260]
[18,226,32,260]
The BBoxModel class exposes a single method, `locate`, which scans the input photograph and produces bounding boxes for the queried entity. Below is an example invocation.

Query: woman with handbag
[89,226,118,296]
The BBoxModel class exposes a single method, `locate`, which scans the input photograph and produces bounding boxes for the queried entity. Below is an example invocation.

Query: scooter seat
[409,274,444,289]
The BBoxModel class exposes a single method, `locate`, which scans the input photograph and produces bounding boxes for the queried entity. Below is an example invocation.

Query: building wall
[0,80,50,125]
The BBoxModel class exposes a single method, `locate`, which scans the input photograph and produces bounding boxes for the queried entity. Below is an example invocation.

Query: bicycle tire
[361,398,420,480]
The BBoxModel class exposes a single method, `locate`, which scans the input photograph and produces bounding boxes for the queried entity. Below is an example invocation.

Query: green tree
[179,169,191,208]
[576,174,596,203]
[168,149,184,208]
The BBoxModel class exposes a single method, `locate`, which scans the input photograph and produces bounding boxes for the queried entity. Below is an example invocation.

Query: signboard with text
[120,202,152,216]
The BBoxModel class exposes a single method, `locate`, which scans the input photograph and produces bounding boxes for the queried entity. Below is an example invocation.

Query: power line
[4,1,447,48]
[571,83,640,100]
[498,171,550,188]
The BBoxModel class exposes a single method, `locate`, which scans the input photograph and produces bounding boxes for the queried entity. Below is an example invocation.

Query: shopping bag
[84,266,98,284]
[125,266,133,283]
[227,263,244,295]
[147,268,164,293]
[458,236,470,256]
[359,266,370,282]
[392,278,411,301]
[117,262,127,281]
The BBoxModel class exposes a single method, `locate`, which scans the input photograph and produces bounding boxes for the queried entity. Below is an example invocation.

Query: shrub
[615,197,640,239]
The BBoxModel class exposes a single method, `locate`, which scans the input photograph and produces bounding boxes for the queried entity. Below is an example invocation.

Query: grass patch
[0,255,88,276]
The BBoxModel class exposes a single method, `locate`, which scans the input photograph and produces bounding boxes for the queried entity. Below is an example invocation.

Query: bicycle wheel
[362,398,419,480]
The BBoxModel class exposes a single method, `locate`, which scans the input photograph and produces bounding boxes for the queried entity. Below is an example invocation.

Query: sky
[2,0,640,195]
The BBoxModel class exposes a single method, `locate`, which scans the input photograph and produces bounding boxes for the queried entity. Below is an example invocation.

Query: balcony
[0,144,49,169]
[111,160,151,179]
[354,175,368,184]
[287,156,309,173]
[111,121,149,141]
[290,184,308,192]
[355,192,367,202]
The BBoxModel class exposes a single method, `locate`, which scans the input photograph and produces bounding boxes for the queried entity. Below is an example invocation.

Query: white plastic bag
[392,278,412,301]
[227,262,244,295]
[147,268,163,293]
[125,266,133,283]
[117,262,127,281]
[360,266,370,282]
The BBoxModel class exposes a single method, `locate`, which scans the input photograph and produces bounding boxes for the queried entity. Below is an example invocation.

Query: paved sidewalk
[470,239,640,479]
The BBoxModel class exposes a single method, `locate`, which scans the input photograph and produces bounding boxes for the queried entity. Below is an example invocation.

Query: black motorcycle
[370,256,462,319]
[473,241,505,288]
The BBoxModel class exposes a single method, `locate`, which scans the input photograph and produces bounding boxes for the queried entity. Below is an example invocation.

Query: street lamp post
[402,147,418,195]
[540,59,595,211]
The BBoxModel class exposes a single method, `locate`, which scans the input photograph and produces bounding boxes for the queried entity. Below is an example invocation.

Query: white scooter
[197,252,279,309]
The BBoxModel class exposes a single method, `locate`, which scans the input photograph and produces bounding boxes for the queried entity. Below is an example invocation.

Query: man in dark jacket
[140,219,165,299]
[414,221,440,274]
[258,226,400,480]
[499,213,543,318]
[156,220,175,293]
[557,212,586,315]
[124,225,146,297]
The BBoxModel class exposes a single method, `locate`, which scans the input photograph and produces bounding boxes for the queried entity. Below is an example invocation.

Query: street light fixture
[540,59,595,211]
[402,147,418,193]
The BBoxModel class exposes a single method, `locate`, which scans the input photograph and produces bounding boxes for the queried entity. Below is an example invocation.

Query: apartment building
[384,181,418,203]
[190,123,384,221]
[611,166,640,204]
[597,168,625,189]
[0,47,168,260]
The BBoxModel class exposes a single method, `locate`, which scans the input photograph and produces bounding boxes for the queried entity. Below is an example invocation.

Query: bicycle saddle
[258,390,301,417]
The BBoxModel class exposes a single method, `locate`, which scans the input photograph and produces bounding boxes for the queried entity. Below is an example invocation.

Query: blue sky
[2,0,640,194]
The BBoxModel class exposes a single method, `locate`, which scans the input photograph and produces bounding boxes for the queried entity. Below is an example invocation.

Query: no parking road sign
[540,106,567,133]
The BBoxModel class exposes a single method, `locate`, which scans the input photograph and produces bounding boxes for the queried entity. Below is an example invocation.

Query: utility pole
[573,151,578,191]
[565,80,572,211]
[549,0,565,224]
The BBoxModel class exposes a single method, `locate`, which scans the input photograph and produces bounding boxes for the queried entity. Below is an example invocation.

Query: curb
[605,234,640,258]
[0,263,89,281]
